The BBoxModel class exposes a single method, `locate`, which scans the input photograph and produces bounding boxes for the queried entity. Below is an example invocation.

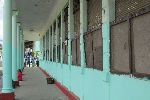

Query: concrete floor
[15,67,68,100]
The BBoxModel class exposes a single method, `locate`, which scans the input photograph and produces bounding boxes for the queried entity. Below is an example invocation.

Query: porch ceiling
[13,0,67,41]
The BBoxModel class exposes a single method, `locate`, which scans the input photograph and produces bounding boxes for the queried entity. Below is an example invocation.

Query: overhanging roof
[13,0,67,41]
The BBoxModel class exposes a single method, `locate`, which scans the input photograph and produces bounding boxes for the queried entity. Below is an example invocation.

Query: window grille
[84,0,103,70]
[72,0,80,66]
[111,0,150,78]
[63,6,69,64]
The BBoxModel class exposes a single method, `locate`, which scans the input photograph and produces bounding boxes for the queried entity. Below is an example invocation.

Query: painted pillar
[56,19,58,63]
[40,38,42,60]
[19,29,23,69]
[68,0,74,66]
[20,31,24,69]
[47,30,50,61]
[60,10,65,84]
[60,10,64,67]
[43,36,45,60]
[102,0,115,78]
[80,0,87,99]
[102,0,115,100]
[55,19,58,80]
[80,0,87,73]
[2,0,13,93]
[12,11,18,81]
[46,31,49,61]
[68,0,74,91]
[49,28,51,61]
[17,23,20,70]
[22,34,24,68]
[52,24,54,62]
[45,33,47,61]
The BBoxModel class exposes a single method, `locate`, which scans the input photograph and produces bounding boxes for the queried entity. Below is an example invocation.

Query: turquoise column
[47,30,50,61]
[102,0,115,79]
[44,34,46,60]
[22,35,24,68]
[44,34,47,61]
[80,0,87,99]
[19,30,22,69]
[56,19,58,63]
[40,38,43,60]
[55,19,58,80]
[68,0,74,91]
[60,10,65,84]
[52,24,54,62]
[49,28,51,61]
[20,31,23,69]
[2,0,13,93]
[68,0,74,66]
[12,10,18,81]
[17,23,20,70]
[80,0,87,73]
[60,10,64,67]
[102,0,115,100]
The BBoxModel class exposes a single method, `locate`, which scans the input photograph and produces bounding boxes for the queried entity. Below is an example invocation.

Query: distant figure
[18,69,22,81]
[27,51,32,67]
[27,55,30,67]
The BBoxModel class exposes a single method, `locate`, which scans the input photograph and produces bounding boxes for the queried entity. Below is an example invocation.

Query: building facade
[39,0,150,100]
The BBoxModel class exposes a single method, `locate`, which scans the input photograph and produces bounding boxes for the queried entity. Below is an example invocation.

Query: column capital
[12,10,19,16]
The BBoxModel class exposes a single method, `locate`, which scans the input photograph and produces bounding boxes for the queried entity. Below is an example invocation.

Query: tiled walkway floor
[15,67,68,100]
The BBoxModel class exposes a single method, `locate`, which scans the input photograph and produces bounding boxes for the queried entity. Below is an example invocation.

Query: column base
[0,92,15,100]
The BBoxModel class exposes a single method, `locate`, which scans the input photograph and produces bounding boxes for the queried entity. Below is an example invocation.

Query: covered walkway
[0,0,150,100]
[14,67,68,100]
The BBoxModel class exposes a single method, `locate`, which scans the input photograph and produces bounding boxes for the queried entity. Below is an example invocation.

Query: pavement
[15,67,68,100]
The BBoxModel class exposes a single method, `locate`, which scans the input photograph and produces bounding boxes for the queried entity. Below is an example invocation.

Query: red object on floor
[0,92,15,100]
[18,71,22,81]
[38,67,79,100]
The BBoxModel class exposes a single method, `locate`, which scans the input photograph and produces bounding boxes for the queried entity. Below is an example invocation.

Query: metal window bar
[83,0,103,70]
[87,0,102,31]
[115,0,150,22]
[111,0,150,78]
[72,0,80,66]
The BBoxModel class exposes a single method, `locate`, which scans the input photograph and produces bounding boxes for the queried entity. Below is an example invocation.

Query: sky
[0,0,3,43]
